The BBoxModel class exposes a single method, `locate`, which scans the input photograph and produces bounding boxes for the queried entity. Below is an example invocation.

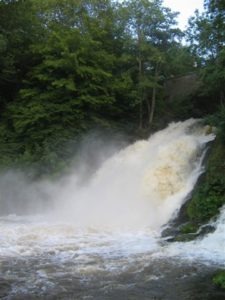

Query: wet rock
[198,224,215,236]
[162,223,216,243]
[0,279,12,298]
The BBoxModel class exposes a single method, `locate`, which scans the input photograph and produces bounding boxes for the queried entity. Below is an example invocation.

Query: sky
[163,0,204,30]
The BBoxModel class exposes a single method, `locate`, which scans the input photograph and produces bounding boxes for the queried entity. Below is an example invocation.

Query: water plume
[0,119,215,232]
[0,119,220,299]
[50,119,215,232]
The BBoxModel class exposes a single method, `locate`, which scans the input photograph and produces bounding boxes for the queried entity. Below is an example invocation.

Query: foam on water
[50,119,215,232]
[0,119,221,280]
[2,119,225,299]
[158,205,225,266]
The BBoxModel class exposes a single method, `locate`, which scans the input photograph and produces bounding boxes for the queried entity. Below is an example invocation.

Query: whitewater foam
[1,119,223,300]
[50,119,215,232]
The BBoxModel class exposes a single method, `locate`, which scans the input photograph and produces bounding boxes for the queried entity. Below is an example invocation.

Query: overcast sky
[163,0,204,30]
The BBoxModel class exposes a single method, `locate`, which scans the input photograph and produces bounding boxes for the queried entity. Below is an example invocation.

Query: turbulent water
[0,119,224,300]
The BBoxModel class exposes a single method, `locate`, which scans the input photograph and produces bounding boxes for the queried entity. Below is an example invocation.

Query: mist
[0,130,128,218]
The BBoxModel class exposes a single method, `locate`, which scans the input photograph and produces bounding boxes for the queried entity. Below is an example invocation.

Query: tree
[0,0,194,175]
[0,0,40,109]
[186,0,225,107]
[121,0,181,128]
[0,0,120,173]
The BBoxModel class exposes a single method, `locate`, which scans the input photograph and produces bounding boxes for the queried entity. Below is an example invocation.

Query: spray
[51,119,215,232]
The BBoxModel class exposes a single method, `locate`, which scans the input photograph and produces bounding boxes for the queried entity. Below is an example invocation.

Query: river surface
[0,120,224,299]
[0,215,225,300]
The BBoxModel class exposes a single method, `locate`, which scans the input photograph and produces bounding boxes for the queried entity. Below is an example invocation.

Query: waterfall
[1,119,224,299]
[51,118,215,232]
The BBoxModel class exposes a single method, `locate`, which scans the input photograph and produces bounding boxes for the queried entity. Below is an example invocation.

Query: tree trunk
[138,24,143,130]
[149,85,156,125]
[138,57,143,129]
[220,90,225,106]
[149,63,159,125]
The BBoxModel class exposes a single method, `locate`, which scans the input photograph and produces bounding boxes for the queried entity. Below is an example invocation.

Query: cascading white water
[162,205,225,266]
[51,118,215,232]
[1,119,223,299]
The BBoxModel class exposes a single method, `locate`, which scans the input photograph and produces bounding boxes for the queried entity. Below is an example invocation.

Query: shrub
[213,271,225,289]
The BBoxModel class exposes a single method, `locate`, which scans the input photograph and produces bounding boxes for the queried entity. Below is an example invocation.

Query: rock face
[162,135,225,242]
[164,73,200,102]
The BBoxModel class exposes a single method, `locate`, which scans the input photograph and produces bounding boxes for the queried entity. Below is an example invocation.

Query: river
[0,119,224,299]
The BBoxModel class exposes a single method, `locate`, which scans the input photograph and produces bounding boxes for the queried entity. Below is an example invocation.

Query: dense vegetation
[167,0,225,234]
[213,270,225,289]
[0,0,196,175]
[0,0,224,177]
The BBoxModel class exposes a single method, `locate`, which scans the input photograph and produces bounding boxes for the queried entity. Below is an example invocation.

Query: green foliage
[122,0,183,126]
[164,46,196,77]
[188,188,225,221]
[205,105,225,144]
[0,0,43,100]
[180,223,199,234]
[186,0,225,110]
[0,0,196,175]
[213,271,225,289]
